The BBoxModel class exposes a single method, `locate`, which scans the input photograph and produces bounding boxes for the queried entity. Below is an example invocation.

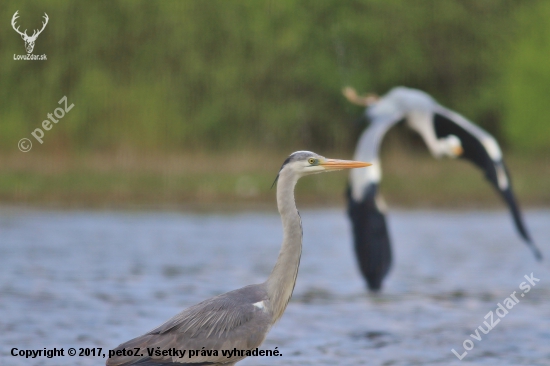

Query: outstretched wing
[107,285,271,366]
[347,183,392,291]
[432,106,542,260]
[348,114,402,291]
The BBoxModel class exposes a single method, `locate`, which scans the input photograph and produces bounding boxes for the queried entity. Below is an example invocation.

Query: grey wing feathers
[107,285,270,366]
[120,360,217,366]
[151,286,263,338]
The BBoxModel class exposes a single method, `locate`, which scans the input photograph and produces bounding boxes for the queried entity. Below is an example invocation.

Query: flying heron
[343,86,542,291]
[106,151,371,366]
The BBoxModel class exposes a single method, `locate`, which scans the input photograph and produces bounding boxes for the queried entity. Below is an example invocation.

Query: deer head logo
[11,11,49,54]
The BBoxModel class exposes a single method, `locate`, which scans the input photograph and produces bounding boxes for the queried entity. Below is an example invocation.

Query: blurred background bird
[343,86,542,291]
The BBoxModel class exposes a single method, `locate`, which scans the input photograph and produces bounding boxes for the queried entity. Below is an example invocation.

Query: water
[1,208,549,365]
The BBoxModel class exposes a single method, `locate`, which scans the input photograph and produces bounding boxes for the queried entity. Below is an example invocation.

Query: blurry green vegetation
[1,1,549,209]
[1,143,548,209]
[500,1,550,154]
[1,0,549,154]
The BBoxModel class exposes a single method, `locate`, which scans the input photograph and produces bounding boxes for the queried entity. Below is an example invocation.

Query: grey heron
[106,151,371,366]
[343,86,542,291]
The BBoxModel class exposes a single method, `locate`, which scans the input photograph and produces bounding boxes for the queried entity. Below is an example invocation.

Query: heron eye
[308,158,316,165]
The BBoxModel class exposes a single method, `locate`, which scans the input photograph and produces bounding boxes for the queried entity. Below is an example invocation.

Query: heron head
[342,87,380,107]
[274,151,371,186]
[440,135,463,158]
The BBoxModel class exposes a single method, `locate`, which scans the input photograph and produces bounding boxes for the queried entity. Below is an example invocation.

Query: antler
[11,10,28,37]
[29,13,49,40]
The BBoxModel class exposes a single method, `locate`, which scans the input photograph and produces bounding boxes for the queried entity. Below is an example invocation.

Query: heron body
[343,86,542,291]
[106,151,370,366]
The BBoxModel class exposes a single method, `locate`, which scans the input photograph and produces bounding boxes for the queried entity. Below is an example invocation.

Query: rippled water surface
[1,208,549,365]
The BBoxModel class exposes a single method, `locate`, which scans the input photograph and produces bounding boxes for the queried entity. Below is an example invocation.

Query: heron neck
[266,169,302,324]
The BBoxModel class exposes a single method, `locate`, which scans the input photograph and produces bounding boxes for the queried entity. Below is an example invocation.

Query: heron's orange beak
[342,87,380,107]
[453,146,464,156]
[321,159,372,170]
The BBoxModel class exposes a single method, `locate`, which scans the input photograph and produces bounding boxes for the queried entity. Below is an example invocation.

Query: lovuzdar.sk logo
[12,10,48,61]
